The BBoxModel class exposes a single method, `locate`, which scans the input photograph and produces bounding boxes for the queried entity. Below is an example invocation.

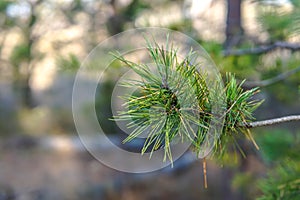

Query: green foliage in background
[257,130,297,163]
[258,159,300,200]
[256,129,300,199]
[122,0,150,20]
[0,0,11,12]
[57,54,81,73]
[232,172,257,195]
[200,41,260,79]
[9,43,31,67]
[257,0,300,41]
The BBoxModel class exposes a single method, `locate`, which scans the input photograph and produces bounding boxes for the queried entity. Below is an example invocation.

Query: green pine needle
[112,37,263,163]
[258,159,300,200]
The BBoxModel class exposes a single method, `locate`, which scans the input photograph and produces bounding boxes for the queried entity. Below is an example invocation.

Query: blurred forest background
[0,0,299,199]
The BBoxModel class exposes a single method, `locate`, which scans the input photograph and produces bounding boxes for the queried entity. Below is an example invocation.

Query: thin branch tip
[223,41,300,56]
[245,115,300,128]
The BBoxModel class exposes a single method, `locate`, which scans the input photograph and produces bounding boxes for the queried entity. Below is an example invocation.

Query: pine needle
[112,36,263,165]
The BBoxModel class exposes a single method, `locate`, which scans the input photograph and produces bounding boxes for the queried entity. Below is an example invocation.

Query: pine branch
[244,115,300,128]
[223,41,300,56]
[243,65,300,88]
[112,37,300,165]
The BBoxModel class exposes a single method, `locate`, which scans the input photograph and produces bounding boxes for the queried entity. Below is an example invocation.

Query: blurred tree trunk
[21,8,35,108]
[106,0,142,35]
[13,0,40,108]
[224,0,244,49]
[21,72,35,108]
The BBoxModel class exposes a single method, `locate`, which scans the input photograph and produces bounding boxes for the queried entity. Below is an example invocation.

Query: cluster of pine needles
[112,37,263,164]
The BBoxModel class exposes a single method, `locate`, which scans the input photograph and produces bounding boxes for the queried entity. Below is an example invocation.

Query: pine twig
[245,115,300,128]
[243,65,300,88]
[203,157,208,188]
[223,41,300,56]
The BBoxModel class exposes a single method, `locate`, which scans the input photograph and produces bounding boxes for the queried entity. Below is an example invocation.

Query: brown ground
[0,136,264,200]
